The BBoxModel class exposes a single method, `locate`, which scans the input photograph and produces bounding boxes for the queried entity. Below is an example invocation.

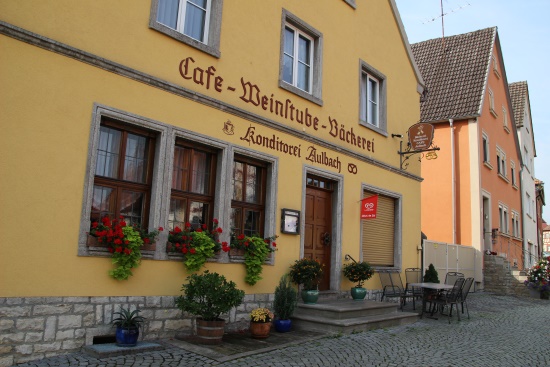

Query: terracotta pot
[250,321,271,339]
[196,318,225,344]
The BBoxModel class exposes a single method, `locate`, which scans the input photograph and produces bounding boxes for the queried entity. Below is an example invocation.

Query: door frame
[301,166,343,291]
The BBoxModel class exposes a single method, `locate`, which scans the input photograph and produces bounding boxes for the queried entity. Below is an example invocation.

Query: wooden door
[304,186,332,291]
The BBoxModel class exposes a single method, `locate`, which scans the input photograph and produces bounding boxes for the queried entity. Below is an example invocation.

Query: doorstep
[82,341,164,358]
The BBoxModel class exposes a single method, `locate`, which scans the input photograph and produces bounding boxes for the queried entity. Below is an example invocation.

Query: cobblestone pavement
[13,292,550,367]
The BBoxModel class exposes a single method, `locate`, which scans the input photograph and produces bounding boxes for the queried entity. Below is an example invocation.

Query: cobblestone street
[13,292,550,367]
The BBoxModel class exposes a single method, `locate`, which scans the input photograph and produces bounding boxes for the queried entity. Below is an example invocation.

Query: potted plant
[272,274,297,332]
[524,256,550,299]
[167,219,229,272]
[175,271,245,344]
[90,216,162,280]
[342,260,374,300]
[249,307,274,339]
[230,233,277,285]
[111,307,146,347]
[289,258,324,304]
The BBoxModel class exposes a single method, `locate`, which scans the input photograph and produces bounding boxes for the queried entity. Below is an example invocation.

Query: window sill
[512,184,519,190]
[149,22,221,59]
[490,109,498,118]
[279,81,323,106]
[359,120,388,137]
[504,125,510,134]
[484,161,493,170]
[498,173,509,183]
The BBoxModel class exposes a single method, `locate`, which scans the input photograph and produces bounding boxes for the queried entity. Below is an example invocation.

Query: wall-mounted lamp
[391,134,403,138]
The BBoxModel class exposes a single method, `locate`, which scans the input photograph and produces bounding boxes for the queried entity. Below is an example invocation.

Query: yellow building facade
[0,1,423,363]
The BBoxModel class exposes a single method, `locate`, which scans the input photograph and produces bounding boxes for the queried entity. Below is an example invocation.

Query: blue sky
[395,0,549,219]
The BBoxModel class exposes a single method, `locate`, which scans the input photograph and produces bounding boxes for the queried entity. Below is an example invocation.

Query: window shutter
[362,191,395,267]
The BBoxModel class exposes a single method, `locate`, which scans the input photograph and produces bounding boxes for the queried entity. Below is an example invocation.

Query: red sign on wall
[361,195,378,219]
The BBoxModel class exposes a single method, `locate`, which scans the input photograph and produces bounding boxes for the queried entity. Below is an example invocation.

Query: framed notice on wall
[281,209,300,234]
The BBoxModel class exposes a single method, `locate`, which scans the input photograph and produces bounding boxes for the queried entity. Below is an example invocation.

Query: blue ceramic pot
[274,319,292,332]
[115,326,139,347]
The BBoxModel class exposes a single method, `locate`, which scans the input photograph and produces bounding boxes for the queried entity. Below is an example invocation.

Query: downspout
[450,119,456,244]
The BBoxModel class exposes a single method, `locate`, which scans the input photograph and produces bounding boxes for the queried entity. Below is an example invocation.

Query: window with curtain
[91,119,156,230]
[169,140,217,231]
[150,0,222,58]
[230,157,266,239]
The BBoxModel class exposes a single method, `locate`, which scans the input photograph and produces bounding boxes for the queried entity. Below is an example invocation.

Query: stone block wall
[0,293,273,366]
[483,254,530,297]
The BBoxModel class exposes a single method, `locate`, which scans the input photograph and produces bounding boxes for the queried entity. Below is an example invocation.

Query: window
[482,133,490,164]
[510,161,517,187]
[91,119,156,229]
[492,55,500,78]
[279,10,323,105]
[488,88,497,117]
[230,157,267,238]
[512,211,520,237]
[150,0,223,58]
[360,60,387,134]
[502,106,510,132]
[526,193,532,218]
[169,141,218,231]
[499,204,508,234]
[496,147,506,178]
[361,188,402,268]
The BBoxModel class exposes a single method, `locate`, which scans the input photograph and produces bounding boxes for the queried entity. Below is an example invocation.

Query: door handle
[321,232,331,247]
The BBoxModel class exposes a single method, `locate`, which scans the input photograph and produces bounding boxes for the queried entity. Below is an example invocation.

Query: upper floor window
[488,88,497,117]
[169,140,218,230]
[279,10,323,105]
[512,211,520,237]
[492,55,500,78]
[92,120,156,228]
[150,0,223,58]
[482,133,490,164]
[231,157,267,238]
[502,106,510,132]
[510,161,517,187]
[496,147,507,178]
[359,60,387,134]
[499,204,508,234]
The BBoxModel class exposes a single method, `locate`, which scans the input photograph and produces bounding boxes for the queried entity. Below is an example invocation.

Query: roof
[508,81,528,127]
[411,27,496,123]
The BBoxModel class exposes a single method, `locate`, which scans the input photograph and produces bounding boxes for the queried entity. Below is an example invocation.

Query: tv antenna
[421,1,471,49]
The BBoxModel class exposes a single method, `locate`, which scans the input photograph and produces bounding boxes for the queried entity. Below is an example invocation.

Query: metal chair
[444,271,465,286]
[378,270,406,309]
[460,277,474,319]
[404,268,423,310]
[430,277,466,323]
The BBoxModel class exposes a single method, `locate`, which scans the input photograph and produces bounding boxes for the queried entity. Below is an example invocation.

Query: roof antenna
[440,0,445,51]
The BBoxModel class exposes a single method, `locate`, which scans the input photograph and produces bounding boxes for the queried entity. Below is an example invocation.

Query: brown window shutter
[362,191,395,267]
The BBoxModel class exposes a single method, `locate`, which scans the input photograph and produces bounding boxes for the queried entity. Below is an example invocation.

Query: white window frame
[283,23,314,94]
[502,106,510,132]
[510,160,517,187]
[279,9,323,106]
[482,132,490,165]
[496,146,507,179]
[489,88,497,117]
[499,204,509,235]
[512,211,520,238]
[149,0,223,58]
[359,60,387,135]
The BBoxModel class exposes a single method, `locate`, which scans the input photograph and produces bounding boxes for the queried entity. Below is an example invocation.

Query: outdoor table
[408,282,454,319]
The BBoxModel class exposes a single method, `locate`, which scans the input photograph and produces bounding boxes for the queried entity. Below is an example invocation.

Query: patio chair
[404,268,423,310]
[430,277,466,323]
[444,271,465,286]
[378,270,406,309]
[459,277,474,319]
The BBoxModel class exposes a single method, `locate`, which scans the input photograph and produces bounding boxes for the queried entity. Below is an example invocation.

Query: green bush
[273,274,297,320]
[175,271,245,321]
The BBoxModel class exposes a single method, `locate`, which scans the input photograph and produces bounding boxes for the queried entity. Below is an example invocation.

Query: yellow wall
[0,0,422,296]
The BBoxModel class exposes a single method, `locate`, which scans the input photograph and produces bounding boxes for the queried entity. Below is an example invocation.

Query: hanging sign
[361,195,378,219]
[408,123,435,151]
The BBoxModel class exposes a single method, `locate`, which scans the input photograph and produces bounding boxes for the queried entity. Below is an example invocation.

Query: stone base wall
[483,254,530,297]
[0,293,273,366]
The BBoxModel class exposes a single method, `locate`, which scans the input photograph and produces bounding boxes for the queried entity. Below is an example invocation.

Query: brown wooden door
[304,186,332,291]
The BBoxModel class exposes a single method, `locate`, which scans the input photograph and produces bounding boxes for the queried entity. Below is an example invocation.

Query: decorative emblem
[222,120,234,135]
[347,163,358,174]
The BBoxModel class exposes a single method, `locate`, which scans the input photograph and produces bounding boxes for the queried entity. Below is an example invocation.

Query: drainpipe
[450,119,456,244]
